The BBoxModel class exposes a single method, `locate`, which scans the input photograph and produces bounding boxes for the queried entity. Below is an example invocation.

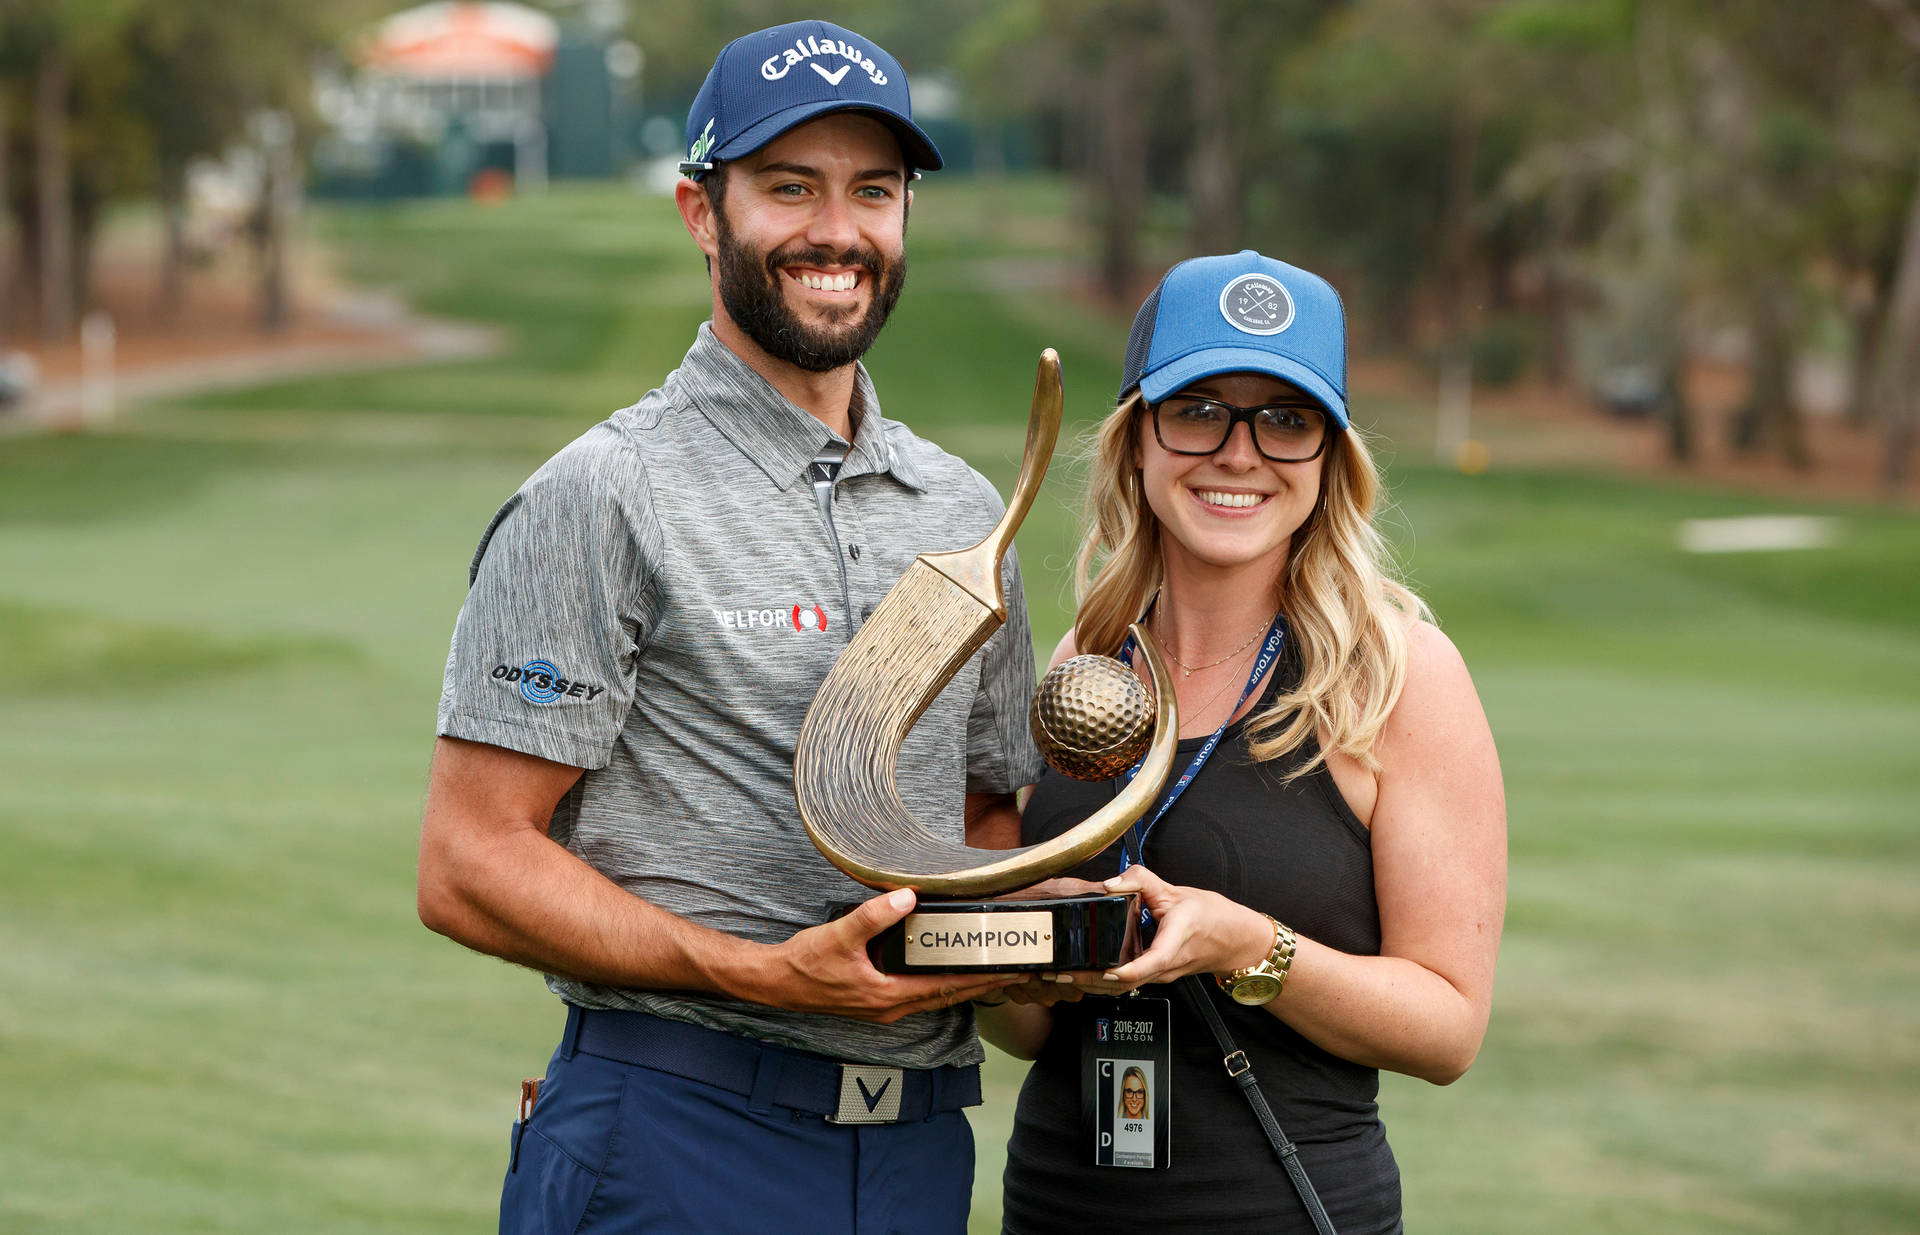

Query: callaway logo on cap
[681,20,943,179]
[1119,250,1350,429]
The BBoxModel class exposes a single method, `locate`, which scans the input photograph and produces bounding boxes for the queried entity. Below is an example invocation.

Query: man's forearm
[419,819,767,999]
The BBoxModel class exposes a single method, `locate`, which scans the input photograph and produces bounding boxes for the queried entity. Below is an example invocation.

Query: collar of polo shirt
[674,325,926,494]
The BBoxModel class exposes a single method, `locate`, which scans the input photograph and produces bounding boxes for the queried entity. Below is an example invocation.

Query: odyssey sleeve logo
[759,34,888,86]
[491,660,607,705]
[1220,272,1295,336]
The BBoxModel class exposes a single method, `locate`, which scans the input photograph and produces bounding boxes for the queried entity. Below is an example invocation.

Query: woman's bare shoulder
[1046,628,1079,672]
[1380,617,1490,763]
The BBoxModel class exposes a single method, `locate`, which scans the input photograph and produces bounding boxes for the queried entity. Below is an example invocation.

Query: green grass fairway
[2,181,1916,1234]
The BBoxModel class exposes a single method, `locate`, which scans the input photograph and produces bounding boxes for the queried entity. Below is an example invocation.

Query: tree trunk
[1435,91,1481,462]
[1636,5,1693,462]
[1731,272,1810,469]
[1095,38,1148,305]
[1167,0,1239,253]
[253,163,287,333]
[0,89,10,345]
[1876,159,1920,490]
[157,166,187,324]
[35,53,73,342]
[1843,285,1881,427]
[1541,180,1577,388]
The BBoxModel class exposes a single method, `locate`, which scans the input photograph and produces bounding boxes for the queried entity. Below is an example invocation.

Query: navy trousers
[501,1022,976,1235]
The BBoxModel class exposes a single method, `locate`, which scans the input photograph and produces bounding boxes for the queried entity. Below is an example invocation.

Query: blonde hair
[1071,393,1428,778]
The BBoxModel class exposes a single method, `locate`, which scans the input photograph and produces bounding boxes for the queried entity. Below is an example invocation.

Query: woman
[984,252,1506,1234]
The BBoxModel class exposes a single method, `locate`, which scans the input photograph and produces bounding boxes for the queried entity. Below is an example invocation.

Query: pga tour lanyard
[1116,613,1287,879]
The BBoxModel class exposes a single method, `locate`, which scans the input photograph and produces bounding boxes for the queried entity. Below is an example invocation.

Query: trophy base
[861,892,1143,975]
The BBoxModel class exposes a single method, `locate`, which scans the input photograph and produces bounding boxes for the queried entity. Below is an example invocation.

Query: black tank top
[1001,654,1403,1234]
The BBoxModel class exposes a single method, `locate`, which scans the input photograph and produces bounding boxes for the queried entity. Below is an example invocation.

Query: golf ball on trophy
[1029,654,1155,781]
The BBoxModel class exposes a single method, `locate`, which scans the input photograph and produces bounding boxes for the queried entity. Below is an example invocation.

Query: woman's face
[1122,1075,1147,1117]
[1133,371,1328,578]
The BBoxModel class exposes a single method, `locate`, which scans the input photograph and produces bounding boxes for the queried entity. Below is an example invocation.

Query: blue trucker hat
[681,20,942,180]
[1120,251,1349,429]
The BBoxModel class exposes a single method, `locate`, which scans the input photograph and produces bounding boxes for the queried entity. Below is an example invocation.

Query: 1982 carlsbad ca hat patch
[1219,272,1295,336]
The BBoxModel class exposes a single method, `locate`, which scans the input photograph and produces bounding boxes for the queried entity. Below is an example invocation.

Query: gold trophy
[793,351,1178,974]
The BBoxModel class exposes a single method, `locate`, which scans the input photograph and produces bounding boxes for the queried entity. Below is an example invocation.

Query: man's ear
[675,177,721,262]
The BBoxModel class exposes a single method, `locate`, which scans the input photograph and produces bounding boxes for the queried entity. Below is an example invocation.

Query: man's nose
[805,192,861,254]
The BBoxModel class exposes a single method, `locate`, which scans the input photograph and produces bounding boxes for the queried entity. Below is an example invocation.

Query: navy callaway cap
[681,20,942,179]
[1120,250,1349,429]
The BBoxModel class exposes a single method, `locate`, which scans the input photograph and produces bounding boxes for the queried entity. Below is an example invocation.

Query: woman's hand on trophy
[1095,865,1273,989]
[1004,875,1111,900]
[757,888,1024,1023]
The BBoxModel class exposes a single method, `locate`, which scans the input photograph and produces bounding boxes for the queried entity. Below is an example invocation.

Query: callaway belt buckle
[829,1064,905,1124]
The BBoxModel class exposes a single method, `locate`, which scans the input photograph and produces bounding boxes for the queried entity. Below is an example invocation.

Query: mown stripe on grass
[0,599,360,695]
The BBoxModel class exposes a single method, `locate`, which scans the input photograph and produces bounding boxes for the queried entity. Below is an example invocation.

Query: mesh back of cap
[1119,276,1168,398]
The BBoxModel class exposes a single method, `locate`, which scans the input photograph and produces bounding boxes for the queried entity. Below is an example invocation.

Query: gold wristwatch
[1216,914,1296,1006]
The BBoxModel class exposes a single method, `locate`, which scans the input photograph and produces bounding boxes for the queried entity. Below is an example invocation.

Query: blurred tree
[122,0,277,323]
[0,0,139,340]
[1678,0,1919,470]
[0,0,351,337]
[1165,0,1238,253]
[956,0,1173,301]
[0,86,9,343]
[1090,4,1160,302]
[1862,0,1920,489]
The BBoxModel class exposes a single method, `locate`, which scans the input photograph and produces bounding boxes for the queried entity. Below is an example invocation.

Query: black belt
[563,1005,981,1125]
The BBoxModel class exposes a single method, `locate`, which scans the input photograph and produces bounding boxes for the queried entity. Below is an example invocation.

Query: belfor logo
[710,604,832,634]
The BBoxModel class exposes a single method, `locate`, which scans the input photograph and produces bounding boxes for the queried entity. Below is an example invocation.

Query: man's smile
[785,266,864,294]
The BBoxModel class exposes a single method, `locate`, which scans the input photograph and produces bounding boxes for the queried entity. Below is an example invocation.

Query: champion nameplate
[902,910,1055,966]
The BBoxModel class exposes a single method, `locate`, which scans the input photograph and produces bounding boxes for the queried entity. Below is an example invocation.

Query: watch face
[1229,974,1282,1005]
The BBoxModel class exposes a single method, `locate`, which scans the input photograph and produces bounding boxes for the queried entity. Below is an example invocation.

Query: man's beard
[713,208,907,374]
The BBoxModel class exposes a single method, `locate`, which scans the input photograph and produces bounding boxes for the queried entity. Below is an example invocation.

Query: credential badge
[1219,272,1294,336]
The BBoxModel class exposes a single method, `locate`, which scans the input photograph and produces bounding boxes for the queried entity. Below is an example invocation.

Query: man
[415,20,1043,1235]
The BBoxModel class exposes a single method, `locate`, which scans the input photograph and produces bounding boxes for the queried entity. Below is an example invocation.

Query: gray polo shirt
[437,324,1044,1068]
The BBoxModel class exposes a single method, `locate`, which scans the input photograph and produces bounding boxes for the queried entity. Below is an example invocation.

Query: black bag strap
[1179,975,1338,1235]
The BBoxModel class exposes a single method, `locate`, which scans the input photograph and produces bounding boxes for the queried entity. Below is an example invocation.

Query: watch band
[1216,913,1296,1005]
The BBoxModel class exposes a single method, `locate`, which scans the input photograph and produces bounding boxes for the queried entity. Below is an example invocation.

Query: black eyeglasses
[1150,396,1331,463]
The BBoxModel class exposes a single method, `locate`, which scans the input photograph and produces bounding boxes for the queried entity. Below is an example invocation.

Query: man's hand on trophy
[756,888,1025,1024]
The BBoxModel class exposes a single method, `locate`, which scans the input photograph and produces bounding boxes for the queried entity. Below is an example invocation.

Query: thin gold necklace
[1130,641,1256,735]
[1154,611,1275,677]
[1183,645,1260,725]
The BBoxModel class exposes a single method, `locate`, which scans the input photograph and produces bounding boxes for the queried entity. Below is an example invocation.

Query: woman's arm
[1101,621,1507,1084]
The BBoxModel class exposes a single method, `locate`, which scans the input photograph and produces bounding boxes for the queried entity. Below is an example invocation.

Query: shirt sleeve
[436,439,657,769]
[963,471,1045,795]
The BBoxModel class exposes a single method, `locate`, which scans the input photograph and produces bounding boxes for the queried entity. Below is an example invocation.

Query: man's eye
[856,185,893,200]
[774,183,809,197]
